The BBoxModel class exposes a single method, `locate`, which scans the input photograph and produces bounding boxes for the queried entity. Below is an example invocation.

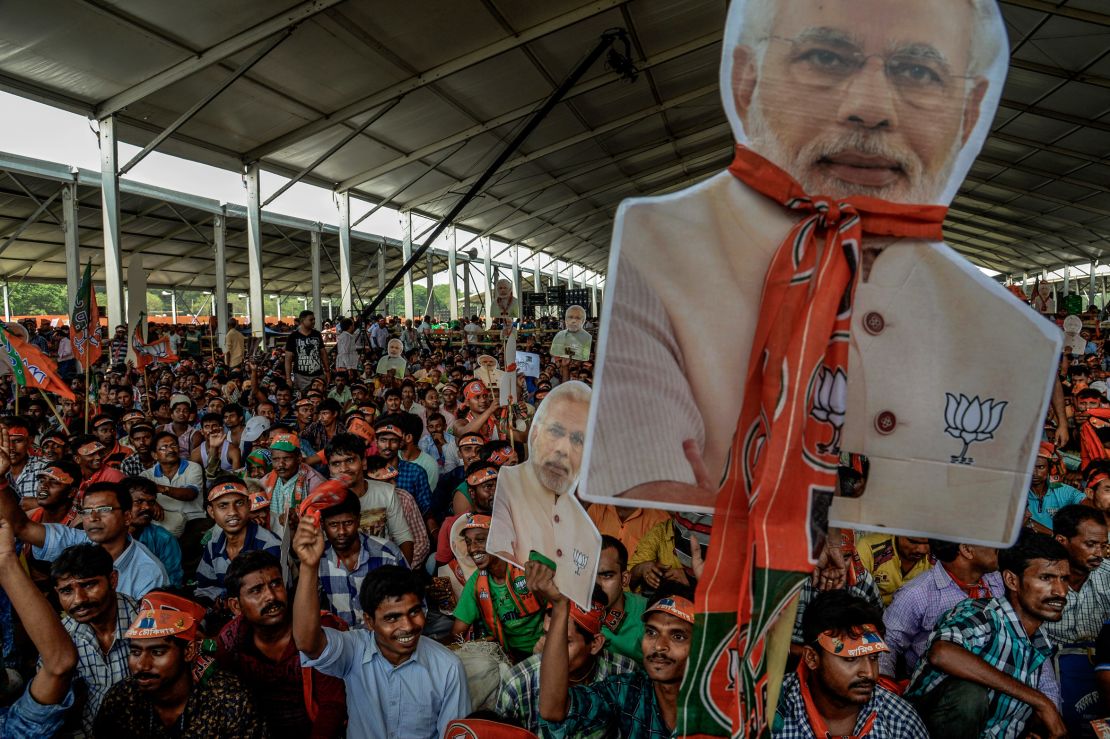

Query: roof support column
[426,250,434,317]
[377,245,386,296]
[1090,260,1097,310]
[99,116,125,328]
[511,245,521,319]
[338,194,352,317]
[482,238,493,319]
[591,275,599,318]
[447,228,459,322]
[62,180,81,310]
[1063,265,1070,296]
[245,163,265,339]
[310,228,322,316]
[214,211,228,351]
[401,212,414,320]
[463,261,471,319]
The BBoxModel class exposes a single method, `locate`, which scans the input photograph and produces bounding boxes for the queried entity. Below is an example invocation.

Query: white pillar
[591,274,599,317]
[447,227,459,321]
[377,244,386,297]
[99,116,125,327]
[214,211,228,350]
[275,295,282,323]
[511,245,522,319]
[245,162,265,338]
[62,181,81,310]
[310,228,322,316]
[170,290,177,324]
[482,238,492,318]
[1090,261,1097,310]
[338,194,353,317]
[401,212,414,319]
[426,250,434,317]
[463,260,472,319]
[1063,265,1070,297]
[2,282,9,322]
[533,252,542,292]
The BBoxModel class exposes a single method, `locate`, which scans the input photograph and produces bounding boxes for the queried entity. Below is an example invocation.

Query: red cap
[643,596,695,625]
[463,380,488,400]
[298,480,349,527]
[569,600,606,638]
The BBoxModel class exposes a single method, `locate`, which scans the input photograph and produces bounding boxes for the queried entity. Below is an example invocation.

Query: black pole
[362,28,633,317]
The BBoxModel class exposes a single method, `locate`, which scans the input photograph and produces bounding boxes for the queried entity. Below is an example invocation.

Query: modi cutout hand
[620,439,717,509]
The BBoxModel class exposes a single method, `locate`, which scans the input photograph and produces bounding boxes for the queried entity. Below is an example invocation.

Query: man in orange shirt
[586,504,668,562]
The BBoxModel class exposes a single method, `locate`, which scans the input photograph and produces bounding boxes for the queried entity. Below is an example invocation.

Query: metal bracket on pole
[361,28,636,318]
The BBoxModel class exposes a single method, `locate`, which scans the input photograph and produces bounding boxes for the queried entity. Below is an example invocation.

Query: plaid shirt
[538,668,674,738]
[119,452,153,477]
[907,596,1055,738]
[496,648,638,734]
[195,522,282,601]
[396,459,433,513]
[395,487,430,567]
[1042,559,1110,645]
[10,455,48,500]
[772,672,928,738]
[318,532,405,628]
[64,593,139,737]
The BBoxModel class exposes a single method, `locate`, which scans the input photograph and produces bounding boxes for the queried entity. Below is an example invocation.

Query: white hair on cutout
[528,380,592,449]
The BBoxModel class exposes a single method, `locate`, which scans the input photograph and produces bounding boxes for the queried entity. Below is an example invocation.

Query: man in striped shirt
[906,531,1069,738]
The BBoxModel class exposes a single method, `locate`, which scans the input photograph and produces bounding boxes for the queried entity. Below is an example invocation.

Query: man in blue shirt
[292,507,469,739]
[122,476,183,587]
[196,476,282,603]
[1025,442,1084,532]
[0,475,168,599]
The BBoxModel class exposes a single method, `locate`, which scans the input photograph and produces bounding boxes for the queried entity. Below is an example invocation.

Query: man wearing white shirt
[419,413,462,477]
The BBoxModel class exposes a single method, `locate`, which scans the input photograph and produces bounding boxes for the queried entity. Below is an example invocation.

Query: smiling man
[906,531,1070,738]
[293,513,470,739]
[488,381,601,608]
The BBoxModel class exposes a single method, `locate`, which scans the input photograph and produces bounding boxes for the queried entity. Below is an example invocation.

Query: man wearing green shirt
[595,535,647,662]
[449,514,545,660]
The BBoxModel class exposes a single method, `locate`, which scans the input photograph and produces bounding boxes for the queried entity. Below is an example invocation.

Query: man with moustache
[122,476,183,588]
[530,558,695,737]
[906,532,1070,738]
[773,591,927,737]
[119,422,156,477]
[94,591,266,737]
[51,544,139,737]
[217,551,348,738]
[488,381,600,607]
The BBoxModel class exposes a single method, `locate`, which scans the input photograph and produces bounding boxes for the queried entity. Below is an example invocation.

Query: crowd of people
[0,303,1103,739]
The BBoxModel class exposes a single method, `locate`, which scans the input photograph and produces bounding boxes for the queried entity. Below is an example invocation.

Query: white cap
[242,415,271,443]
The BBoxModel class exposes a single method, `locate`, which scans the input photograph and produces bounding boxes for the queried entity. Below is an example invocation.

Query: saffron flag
[69,260,103,369]
[0,324,75,401]
[130,317,178,369]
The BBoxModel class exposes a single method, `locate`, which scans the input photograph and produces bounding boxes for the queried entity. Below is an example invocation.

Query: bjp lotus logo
[944,393,1007,466]
[811,366,847,454]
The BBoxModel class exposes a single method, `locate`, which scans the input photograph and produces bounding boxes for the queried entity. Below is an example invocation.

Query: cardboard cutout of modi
[487,381,601,609]
[576,1,1061,736]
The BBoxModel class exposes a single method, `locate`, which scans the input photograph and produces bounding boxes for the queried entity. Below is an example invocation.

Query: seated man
[495,593,637,733]
[531,557,694,738]
[95,592,267,736]
[260,431,326,539]
[190,412,242,476]
[906,531,1069,738]
[0,477,168,599]
[51,543,138,737]
[855,533,933,607]
[882,538,1003,682]
[217,550,347,737]
[293,521,470,739]
[1025,441,1084,533]
[773,591,927,737]
[450,513,546,661]
[28,460,81,526]
[594,535,648,662]
[196,476,282,604]
[314,486,406,629]
[122,476,183,587]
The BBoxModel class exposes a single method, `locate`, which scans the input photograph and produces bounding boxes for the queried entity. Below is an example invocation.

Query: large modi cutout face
[580,0,1062,549]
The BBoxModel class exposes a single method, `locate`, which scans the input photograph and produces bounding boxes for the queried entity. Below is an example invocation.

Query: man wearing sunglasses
[0,441,168,600]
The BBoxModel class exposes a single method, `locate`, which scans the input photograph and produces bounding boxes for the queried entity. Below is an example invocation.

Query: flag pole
[83,359,90,433]
[38,389,68,434]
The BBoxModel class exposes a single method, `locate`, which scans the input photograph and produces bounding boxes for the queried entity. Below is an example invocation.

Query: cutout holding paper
[487,381,600,609]
[548,305,592,362]
[580,0,1060,549]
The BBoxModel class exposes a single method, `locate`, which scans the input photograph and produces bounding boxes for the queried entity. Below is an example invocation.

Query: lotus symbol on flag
[811,366,847,454]
[945,393,1007,465]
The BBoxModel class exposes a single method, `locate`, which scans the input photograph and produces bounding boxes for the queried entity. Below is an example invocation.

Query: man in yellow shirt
[855,533,933,606]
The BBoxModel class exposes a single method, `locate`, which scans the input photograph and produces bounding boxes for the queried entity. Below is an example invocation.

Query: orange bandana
[685,145,946,737]
[1079,408,1110,469]
[816,624,888,658]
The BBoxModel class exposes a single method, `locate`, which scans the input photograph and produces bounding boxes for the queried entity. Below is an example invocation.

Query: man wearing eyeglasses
[0,441,168,600]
